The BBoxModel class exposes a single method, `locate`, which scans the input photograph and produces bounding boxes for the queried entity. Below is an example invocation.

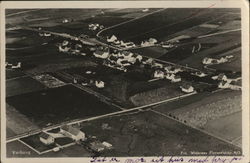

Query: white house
[212,73,227,81]
[62,40,69,46]
[93,50,109,59]
[148,38,157,44]
[171,75,181,82]
[154,70,165,79]
[44,33,51,37]
[95,80,105,88]
[142,8,149,12]
[60,125,85,141]
[62,19,69,23]
[180,84,194,93]
[39,132,55,145]
[202,57,215,65]
[136,55,143,62]
[166,73,181,82]
[12,62,21,69]
[107,35,117,43]
[218,81,230,89]
[58,45,70,52]
[102,141,112,149]
[152,62,164,69]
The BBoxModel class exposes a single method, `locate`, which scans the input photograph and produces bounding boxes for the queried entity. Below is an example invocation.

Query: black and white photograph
[1,1,249,162]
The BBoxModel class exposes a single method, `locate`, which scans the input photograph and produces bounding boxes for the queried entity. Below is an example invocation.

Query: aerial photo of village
[5,8,242,157]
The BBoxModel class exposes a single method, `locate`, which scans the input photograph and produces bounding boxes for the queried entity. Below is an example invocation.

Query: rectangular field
[6,85,120,127]
[6,76,47,97]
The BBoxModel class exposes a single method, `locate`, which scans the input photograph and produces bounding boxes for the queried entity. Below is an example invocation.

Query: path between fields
[6,91,196,143]
[96,8,167,38]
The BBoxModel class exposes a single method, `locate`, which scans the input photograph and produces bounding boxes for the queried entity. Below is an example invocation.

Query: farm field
[78,110,240,156]
[6,76,47,97]
[6,103,40,138]
[6,85,120,127]
[6,69,26,80]
[100,8,240,43]
[129,80,185,106]
[154,89,241,128]
[203,111,242,147]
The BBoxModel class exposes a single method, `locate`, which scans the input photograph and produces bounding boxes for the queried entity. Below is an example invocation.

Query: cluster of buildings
[88,23,104,31]
[153,65,184,82]
[39,124,112,153]
[5,62,21,69]
[107,35,136,49]
[58,40,88,56]
[73,77,105,88]
[105,50,143,72]
[212,73,241,90]
[141,38,158,47]
[202,55,234,65]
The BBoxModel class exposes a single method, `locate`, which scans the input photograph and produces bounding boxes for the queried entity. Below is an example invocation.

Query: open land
[5,8,242,157]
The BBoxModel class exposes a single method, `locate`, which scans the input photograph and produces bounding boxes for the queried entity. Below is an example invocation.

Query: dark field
[6,76,47,97]
[6,69,26,79]
[20,134,57,153]
[100,8,240,43]
[6,85,120,127]
[79,110,241,156]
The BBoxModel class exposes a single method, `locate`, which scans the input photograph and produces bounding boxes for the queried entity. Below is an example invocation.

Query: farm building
[39,132,55,145]
[93,50,109,59]
[166,73,181,82]
[60,125,85,141]
[95,80,105,88]
[180,84,194,93]
[107,35,118,43]
[154,70,165,79]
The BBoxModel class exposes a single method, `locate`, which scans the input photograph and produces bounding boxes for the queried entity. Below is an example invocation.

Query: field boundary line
[17,139,41,155]
[96,8,167,38]
[6,92,196,143]
[150,109,242,149]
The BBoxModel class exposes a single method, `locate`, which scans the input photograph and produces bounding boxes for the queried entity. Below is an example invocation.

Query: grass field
[204,111,242,147]
[6,76,47,97]
[6,103,40,138]
[129,80,184,106]
[6,85,119,127]
[157,89,242,128]
[78,110,240,156]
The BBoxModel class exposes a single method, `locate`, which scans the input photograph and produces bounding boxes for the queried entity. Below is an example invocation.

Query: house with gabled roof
[60,125,85,141]
[39,132,54,145]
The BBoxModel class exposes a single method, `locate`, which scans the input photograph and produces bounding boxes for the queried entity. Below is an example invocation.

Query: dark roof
[39,132,51,139]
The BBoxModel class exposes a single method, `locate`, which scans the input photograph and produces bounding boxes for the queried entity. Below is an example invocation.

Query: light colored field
[168,90,241,128]
[203,111,242,147]
[6,103,40,138]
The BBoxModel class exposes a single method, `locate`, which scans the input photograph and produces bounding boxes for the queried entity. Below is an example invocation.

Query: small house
[95,80,105,88]
[60,125,85,141]
[154,70,165,79]
[107,35,117,43]
[180,84,194,93]
[39,132,54,145]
